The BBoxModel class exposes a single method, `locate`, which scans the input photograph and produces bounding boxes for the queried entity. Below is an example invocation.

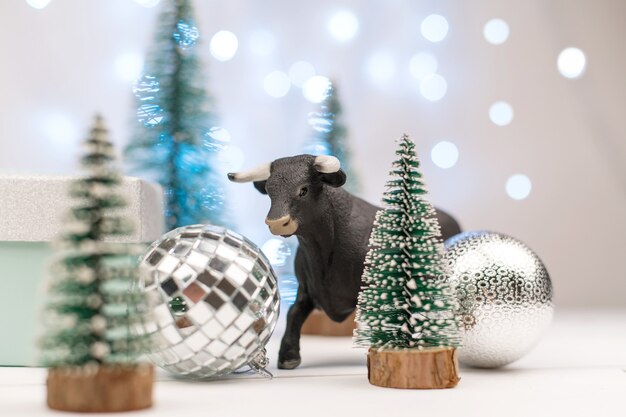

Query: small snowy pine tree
[354,134,461,350]
[40,115,150,368]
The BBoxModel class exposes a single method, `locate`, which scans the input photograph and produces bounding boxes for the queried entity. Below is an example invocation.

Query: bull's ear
[253,180,268,194]
[319,169,346,188]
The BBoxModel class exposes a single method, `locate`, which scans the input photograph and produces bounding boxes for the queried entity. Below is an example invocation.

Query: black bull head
[227,154,345,237]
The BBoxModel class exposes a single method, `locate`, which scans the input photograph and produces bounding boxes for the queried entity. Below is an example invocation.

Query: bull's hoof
[277,358,301,370]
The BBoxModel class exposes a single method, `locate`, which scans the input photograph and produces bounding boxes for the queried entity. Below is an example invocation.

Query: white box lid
[0,175,165,243]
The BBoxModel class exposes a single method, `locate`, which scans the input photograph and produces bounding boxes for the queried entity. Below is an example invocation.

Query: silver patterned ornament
[445,231,553,368]
[137,224,280,378]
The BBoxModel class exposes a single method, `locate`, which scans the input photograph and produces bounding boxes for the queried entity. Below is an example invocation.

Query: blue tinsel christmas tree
[126,0,226,230]
[305,80,360,194]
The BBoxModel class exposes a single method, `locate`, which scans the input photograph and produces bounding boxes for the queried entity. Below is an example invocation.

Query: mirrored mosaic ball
[138,224,280,378]
[445,231,554,368]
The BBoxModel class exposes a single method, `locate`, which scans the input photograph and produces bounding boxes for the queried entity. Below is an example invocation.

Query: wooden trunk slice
[301,309,357,337]
[367,347,459,389]
[47,364,154,412]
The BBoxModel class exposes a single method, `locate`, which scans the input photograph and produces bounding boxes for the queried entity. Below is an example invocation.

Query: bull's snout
[265,215,298,236]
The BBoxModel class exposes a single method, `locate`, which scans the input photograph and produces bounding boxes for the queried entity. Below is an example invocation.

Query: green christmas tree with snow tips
[354,134,461,350]
[40,115,150,368]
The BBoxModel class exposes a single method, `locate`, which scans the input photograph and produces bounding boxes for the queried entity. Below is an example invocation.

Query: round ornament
[444,231,553,368]
[138,224,280,378]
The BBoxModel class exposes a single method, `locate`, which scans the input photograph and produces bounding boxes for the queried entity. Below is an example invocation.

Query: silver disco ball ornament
[445,231,553,368]
[138,224,280,378]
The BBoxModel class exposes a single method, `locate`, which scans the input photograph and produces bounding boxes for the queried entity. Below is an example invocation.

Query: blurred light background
[0,0,625,307]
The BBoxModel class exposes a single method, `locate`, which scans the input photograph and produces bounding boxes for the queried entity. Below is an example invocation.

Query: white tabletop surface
[1,309,625,417]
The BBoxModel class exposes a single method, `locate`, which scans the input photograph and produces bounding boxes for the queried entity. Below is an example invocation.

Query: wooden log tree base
[47,364,154,413]
[367,347,460,389]
[301,309,357,337]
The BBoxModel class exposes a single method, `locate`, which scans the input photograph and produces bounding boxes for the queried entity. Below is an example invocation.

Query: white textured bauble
[445,231,553,368]
[138,225,280,378]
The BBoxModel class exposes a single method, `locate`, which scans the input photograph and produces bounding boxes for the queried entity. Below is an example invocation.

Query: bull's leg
[278,288,314,369]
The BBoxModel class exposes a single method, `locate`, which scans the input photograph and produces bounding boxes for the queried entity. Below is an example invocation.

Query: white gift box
[0,175,165,366]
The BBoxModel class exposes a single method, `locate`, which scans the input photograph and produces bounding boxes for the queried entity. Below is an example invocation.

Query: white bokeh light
[26,0,51,9]
[366,52,396,85]
[328,10,359,42]
[489,101,514,126]
[114,53,143,83]
[261,238,292,267]
[420,14,449,42]
[419,74,447,101]
[409,52,438,80]
[557,47,586,79]
[506,174,532,200]
[288,61,316,88]
[134,0,160,7]
[249,29,276,56]
[210,30,239,61]
[217,145,245,174]
[40,112,79,145]
[431,141,459,169]
[483,19,509,45]
[208,126,231,143]
[302,75,331,103]
[263,71,291,98]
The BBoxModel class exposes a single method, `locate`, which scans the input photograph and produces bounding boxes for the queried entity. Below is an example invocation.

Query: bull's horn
[313,155,341,173]
[227,162,271,183]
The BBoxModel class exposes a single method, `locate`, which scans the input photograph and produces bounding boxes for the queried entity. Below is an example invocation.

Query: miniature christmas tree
[126,0,226,230]
[41,115,153,412]
[305,80,360,194]
[354,134,461,389]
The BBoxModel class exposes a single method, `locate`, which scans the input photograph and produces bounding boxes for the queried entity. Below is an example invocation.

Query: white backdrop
[1,0,624,307]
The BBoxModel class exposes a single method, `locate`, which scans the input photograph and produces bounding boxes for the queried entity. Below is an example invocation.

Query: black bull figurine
[228,154,461,369]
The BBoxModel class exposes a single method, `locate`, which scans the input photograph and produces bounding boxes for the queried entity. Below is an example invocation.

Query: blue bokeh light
[133,75,163,127]
[173,20,199,50]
